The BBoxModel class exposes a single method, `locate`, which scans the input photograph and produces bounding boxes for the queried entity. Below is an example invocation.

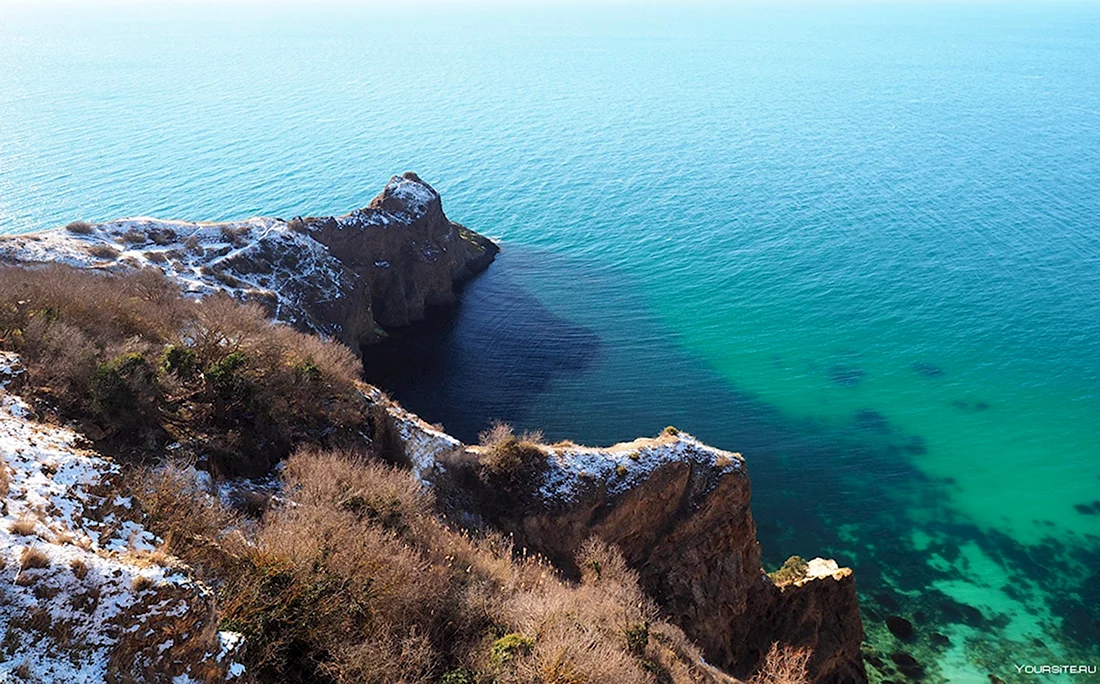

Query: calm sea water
[3,3,1099,681]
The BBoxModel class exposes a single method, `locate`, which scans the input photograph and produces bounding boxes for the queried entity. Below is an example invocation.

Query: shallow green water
[2,3,1099,681]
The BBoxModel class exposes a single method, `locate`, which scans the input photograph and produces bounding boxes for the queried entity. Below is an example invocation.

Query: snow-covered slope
[0,353,244,683]
[0,214,366,345]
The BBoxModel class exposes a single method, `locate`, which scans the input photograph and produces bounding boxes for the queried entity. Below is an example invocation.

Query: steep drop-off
[411,423,867,684]
[0,178,865,683]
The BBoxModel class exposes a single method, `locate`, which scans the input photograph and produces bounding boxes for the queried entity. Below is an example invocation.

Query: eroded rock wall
[416,427,866,684]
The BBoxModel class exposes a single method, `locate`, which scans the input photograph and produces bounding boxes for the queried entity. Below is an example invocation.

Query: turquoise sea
[2,2,1098,681]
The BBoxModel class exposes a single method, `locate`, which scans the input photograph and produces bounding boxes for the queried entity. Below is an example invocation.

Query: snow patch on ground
[386,176,438,215]
[364,387,462,482]
[0,216,357,340]
[0,354,244,682]
[537,432,744,506]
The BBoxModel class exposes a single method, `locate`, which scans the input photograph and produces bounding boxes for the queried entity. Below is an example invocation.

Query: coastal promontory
[0,176,864,683]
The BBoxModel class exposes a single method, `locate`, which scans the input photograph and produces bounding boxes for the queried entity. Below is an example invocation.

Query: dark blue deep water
[2,3,1099,681]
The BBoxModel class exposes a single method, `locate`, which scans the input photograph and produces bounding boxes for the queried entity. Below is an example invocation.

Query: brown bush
[124,464,239,571]
[0,461,8,497]
[748,643,811,684]
[19,546,50,571]
[65,220,94,235]
[0,264,370,475]
[431,423,550,524]
[477,422,547,490]
[170,450,722,684]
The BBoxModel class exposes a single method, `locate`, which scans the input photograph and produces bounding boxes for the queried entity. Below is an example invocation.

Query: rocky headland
[0,176,865,683]
[0,172,498,355]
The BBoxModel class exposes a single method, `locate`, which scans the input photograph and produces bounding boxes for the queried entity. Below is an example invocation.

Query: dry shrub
[119,228,147,244]
[216,451,462,682]
[86,244,120,260]
[477,423,547,493]
[69,558,88,580]
[0,264,370,475]
[748,643,811,684]
[485,537,678,684]
[65,220,94,234]
[431,423,550,525]
[124,464,238,571]
[201,450,718,684]
[0,460,8,498]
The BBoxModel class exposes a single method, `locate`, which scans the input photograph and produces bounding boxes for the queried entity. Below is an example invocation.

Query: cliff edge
[0,173,498,355]
[382,408,867,684]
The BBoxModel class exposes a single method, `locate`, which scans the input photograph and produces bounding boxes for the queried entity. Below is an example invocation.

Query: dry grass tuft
[9,517,37,536]
[0,461,8,498]
[85,244,120,260]
[19,546,50,571]
[748,643,811,684]
[131,575,153,592]
[69,558,88,580]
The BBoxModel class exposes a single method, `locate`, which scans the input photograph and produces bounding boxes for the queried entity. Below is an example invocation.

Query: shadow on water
[363,246,1100,683]
[361,253,601,442]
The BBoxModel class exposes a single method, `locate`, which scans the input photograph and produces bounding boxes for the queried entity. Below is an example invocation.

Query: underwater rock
[911,362,945,377]
[830,365,866,387]
[889,651,925,679]
[886,616,914,640]
[855,408,891,433]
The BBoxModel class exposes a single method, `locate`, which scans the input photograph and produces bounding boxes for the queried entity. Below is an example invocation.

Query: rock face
[0,353,244,682]
[0,173,498,355]
[410,426,867,684]
[304,172,498,328]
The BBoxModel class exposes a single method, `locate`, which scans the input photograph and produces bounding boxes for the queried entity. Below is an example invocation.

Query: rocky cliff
[0,177,866,682]
[0,173,498,355]
[397,423,867,684]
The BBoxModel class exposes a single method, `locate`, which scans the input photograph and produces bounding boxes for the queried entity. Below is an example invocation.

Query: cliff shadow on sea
[361,248,601,442]
[364,245,1100,684]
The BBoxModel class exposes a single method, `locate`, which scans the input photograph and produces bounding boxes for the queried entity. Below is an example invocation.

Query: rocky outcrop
[0,353,244,682]
[0,173,498,355]
[402,423,866,684]
[763,559,866,684]
[303,172,498,328]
